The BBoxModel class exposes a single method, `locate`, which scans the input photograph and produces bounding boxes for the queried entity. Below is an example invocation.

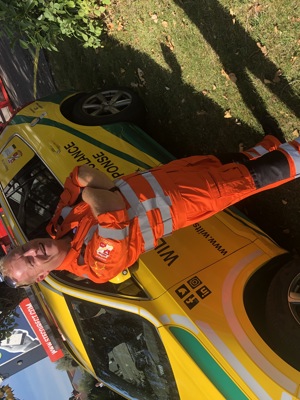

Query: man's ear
[36,272,49,282]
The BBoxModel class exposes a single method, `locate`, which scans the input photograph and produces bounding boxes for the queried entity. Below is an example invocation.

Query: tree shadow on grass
[171,0,300,252]
[174,0,300,138]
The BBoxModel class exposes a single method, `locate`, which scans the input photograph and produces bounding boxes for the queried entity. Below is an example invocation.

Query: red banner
[20,298,64,362]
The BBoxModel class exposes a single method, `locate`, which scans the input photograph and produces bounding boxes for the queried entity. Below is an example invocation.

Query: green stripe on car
[169,327,248,400]
[11,116,174,168]
[11,116,155,169]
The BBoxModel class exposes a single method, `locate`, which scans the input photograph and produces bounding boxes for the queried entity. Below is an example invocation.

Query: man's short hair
[0,253,31,288]
[0,256,8,277]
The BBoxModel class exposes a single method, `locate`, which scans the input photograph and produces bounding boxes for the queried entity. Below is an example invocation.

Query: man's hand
[82,187,126,217]
[77,166,125,217]
[77,165,115,190]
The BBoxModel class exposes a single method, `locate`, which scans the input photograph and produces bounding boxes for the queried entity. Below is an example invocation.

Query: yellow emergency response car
[0,89,300,400]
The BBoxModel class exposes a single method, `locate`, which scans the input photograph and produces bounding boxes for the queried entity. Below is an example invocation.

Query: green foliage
[76,370,95,393]
[0,308,18,340]
[0,0,111,51]
[0,384,19,400]
[0,284,26,341]
[55,352,78,370]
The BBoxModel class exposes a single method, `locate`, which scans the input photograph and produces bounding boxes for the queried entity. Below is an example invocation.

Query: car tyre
[266,258,300,370]
[71,88,145,126]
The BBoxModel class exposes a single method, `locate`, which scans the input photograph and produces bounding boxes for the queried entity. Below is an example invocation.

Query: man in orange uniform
[1,135,299,287]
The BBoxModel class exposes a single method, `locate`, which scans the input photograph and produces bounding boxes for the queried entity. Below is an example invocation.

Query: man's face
[4,238,69,286]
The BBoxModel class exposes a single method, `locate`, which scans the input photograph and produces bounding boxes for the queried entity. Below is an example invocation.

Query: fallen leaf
[162,20,168,28]
[291,55,298,64]
[202,89,209,96]
[248,3,264,17]
[224,110,232,118]
[228,72,237,83]
[257,42,268,56]
[221,69,237,83]
[151,13,158,23]
[137,68,146,86]
[166,35,174,51]
[117,21,124,31]
[292,128,299,137]
[106,22,114,31]
[229,9,236,24]
[273,69,282,83]
[197,110,208,116]
[221,69,229,80]
[282,199,288,205]
[254,3,263,14]
[263,78,272,84]
[212,84,217,91]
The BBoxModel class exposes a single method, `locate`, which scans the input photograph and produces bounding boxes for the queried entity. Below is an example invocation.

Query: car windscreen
[65,295,180,400]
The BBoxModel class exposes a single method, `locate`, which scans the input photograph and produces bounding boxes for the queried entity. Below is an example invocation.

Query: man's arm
[82,187,125,218]
[77,165,116,190]
[77,166,126,217]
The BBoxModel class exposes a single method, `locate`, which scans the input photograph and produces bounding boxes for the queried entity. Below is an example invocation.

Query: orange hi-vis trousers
[152,135,300,230]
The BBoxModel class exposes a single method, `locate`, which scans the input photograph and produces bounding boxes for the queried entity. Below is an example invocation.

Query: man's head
[0,238,71,287]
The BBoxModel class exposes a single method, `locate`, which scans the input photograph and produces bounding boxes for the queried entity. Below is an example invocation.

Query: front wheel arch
[266,258,300,370]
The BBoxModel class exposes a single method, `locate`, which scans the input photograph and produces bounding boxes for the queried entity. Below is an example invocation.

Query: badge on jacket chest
[97,242,114,259]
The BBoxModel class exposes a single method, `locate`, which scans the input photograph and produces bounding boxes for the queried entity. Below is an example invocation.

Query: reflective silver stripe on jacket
[61,206,73,219]
[252,145,269,156]
[97,225,130,240]
[279,139,300,176]
[83,224,129,244]
[115,171,172,251]
[142,171,173,235]
[244,145,269,158]
[84,225,97,245]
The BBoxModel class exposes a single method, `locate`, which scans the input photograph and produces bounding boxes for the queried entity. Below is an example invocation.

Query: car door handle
[49,141,61,153]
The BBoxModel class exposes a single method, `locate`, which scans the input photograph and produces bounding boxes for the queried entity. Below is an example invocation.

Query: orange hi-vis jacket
[46,135,300,283]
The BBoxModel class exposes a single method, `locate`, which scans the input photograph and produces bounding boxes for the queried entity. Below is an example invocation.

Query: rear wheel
[266,258,300,370]
[71,88,145,126]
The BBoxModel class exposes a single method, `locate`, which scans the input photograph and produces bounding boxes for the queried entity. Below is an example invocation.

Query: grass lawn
[47,0,300,253]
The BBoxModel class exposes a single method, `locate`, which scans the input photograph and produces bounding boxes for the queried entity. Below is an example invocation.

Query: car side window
[3,155,62,240]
